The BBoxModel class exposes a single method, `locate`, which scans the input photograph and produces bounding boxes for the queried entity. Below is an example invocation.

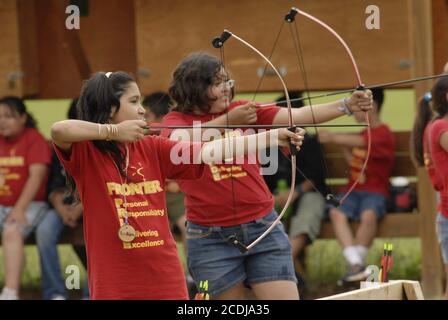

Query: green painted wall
[25,89,416,140]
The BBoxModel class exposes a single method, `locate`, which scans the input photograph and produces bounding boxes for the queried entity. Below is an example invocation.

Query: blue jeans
[35,209,89,299]
[336,191,386,221]
[436,213,448,264]
[186,210,297,296]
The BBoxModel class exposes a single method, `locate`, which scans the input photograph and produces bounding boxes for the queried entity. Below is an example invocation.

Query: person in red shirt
[318,88,395,284]
[0,97,51,300]
[50,71,304,300]
[162,52,373,299]
[427,76,448,299]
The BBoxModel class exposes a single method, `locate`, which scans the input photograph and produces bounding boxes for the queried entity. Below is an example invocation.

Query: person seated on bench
[318,88,395,284]
[262,92,328,278]
[0,97,51,300]
[35,98,89,300]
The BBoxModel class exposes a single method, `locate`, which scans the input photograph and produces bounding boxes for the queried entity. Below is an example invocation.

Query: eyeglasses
[215,79,235,89]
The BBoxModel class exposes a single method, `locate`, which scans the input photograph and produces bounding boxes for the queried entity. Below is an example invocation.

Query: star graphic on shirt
[130,162,145,181]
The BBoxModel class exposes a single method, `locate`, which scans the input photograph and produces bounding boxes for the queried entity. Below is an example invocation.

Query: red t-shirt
[0,127,51,206]
[161,100,281,226]
[423,125,444,191]
[428,119,448,217]
[346,124,395,197]
[54,136,204,300]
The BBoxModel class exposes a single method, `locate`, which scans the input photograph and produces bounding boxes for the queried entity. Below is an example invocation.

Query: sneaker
[51,294,67,300]
[337,264,369,286]
[0,287,19,300]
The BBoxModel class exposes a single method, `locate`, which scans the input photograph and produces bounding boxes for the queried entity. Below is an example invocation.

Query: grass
[0,237,421,299]
[0,245,88,298]
[306,237,422,285]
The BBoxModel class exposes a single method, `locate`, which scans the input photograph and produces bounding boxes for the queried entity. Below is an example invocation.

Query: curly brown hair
[168,52,234,114]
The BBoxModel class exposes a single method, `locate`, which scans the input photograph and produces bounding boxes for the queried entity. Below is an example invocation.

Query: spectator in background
[35,98,89,300]
[428,77,448,300]
[319,88,395,284]
[262,92,328,284]
[413,72,448,299]
[0,97,51,300]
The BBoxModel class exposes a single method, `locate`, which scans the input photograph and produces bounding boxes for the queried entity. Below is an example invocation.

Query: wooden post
[409,0,443,298]
[54,0,91,80]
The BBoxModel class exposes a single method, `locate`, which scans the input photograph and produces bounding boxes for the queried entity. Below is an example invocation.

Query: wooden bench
[318,131,418,238]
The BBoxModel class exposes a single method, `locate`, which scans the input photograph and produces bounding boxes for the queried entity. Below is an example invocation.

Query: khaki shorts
[288,192,326,243]
[0,202,48,238]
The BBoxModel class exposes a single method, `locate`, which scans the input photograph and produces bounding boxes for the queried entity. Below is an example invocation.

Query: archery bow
[212,29,298,252]
[284,7,371,206]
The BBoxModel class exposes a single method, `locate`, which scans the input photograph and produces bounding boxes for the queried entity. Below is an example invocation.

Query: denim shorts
[186,210,297,296]
[0,202,48,238]
[336,191,386,221]
[436,213,448,264]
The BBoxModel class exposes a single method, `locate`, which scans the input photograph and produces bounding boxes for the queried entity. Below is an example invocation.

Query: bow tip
[227,234,248,253]
[212,37,224,48]
[285,7,298,22]
[326,194,340,207]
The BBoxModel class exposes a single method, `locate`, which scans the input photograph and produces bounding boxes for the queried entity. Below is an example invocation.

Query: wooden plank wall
[432,0,448,72]
[135,0,412,95]
[1,0,446,98]
[35,0,137,98]
[0,0,24,97]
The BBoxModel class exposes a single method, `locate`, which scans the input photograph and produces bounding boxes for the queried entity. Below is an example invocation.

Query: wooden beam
[403,280,425,300]
[318,213,420,239]
[318,280,424,300]
[54,0,91,80]
[409,0,443,298]
[16,0,39,96]
[432,0,448,72]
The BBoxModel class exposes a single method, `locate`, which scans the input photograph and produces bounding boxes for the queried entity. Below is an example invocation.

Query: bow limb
[288,7,371,206]
[213,30,297,252]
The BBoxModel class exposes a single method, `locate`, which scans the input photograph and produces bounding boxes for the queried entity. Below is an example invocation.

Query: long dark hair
[0,96,37,128]
[142,91,172,119]
[411,94,433,166]
[411,77,448,167]
[68,71,136,200]
[431,77,448,118]
[168,52,234,114]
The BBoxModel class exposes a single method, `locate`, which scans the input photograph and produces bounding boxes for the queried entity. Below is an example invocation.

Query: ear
[109,106,117,120]
[19,113,27,126]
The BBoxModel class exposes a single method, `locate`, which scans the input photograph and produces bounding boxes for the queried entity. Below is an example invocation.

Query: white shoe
[51,294,67,300]
[0,287,19,300]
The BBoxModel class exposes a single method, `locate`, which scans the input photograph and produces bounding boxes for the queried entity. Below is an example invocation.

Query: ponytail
[411,94,433,167]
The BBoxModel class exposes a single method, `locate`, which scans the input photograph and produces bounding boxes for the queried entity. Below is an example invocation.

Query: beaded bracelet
[338,98,354,116]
